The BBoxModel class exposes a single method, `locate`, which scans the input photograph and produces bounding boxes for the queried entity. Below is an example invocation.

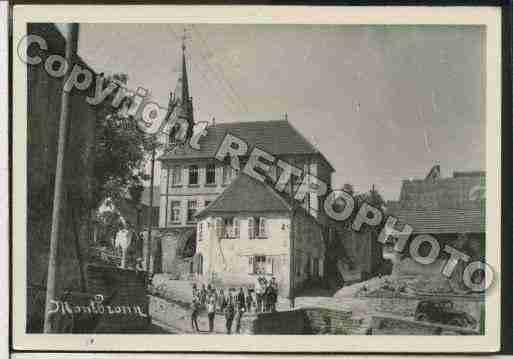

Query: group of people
[189,276,279,334]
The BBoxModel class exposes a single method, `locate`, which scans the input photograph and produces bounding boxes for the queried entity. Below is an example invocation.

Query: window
[187,200,197,222]
[313,258,320,277]
[204,200,212,208]
[188,165,199,186]
[251,255,267,274]
[258,217,267,238]
[206,163,216,185]
[216,217,223,238]
[248,217,255,239]
[249,255,273,274]
[219,217,240,239]
[248,217,268,239]
[172,165,182,186]
[170,201,181,223]
[306,255,312,277]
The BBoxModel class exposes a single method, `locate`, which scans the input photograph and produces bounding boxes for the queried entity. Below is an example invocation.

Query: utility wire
[169,25,238,117]
[191,24,250,114]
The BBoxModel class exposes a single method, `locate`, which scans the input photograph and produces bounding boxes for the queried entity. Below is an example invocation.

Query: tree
[90,73,156,209]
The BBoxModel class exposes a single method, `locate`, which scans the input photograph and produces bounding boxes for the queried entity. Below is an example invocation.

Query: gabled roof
[196,173,292,218]
[386,206,485,234]
[158,120,334,171]
[395,173,485,209]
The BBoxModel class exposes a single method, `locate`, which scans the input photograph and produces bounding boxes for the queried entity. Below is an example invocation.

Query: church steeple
[174,33,190,111]
[167,28,194,145]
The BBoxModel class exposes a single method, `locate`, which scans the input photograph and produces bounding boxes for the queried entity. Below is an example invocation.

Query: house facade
[195,174,325,298]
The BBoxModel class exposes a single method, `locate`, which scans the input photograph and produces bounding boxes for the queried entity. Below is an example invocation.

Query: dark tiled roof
[395,174,485,209]
[158,120,333,170]
[196,173,291,218]
[386,206,485,234]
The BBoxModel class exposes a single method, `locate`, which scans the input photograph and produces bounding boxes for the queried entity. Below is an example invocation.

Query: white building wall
[159,160,236,227]
[196,213,291,295]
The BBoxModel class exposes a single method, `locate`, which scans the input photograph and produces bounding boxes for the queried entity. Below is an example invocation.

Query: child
[207,294,216,333]
[190,295,200,332]
[224,294,235,334]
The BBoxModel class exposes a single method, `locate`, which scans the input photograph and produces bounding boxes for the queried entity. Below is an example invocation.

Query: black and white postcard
[11,5,502,352]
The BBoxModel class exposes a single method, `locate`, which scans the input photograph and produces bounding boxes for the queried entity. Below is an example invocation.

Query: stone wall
[250,310,309,334]
[244,307,363,335]
[86,265,150,333]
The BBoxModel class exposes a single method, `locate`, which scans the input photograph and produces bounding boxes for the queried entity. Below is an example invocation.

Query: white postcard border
[12,5,501,352]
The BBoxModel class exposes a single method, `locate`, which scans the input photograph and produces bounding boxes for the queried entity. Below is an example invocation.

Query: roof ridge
[196,173,291,218]
[212,119,288,127]
[194,174,240,218]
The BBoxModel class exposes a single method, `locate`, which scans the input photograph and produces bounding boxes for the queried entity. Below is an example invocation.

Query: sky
[70,23,485,200]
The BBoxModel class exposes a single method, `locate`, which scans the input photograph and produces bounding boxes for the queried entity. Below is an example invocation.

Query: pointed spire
[178,28,190,105]
[166,28,194,146]
[171,27,193,122]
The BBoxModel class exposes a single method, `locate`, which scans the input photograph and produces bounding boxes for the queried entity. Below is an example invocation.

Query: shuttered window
[222,217,239,239]
[254,255,266,274]
[248,255,273,274]
[187,200,197,222]
[248,217,255,239]
[188,165,199,185]
[206,163,216,185]
[265,256,273,274]
[216,218,223,238]
[170,201,181,223]
[248,256,253,274]
[172,165,182,186]
[234,218,240,238]
[258,217,267,238]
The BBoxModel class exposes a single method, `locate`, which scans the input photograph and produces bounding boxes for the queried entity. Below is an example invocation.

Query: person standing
[234,287,246,333]
[269,277,278,312]
[200,284,207,306]
[114,222,133,269]
[207,294,216,333]
[251,289,257,313]
[224,294,235,334]
[190,295,200,332]
[218,288,225,313]
[255,277,265,313]
[245,288,253,313]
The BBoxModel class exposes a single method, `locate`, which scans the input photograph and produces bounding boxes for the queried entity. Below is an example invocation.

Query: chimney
[212,117,216,127]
